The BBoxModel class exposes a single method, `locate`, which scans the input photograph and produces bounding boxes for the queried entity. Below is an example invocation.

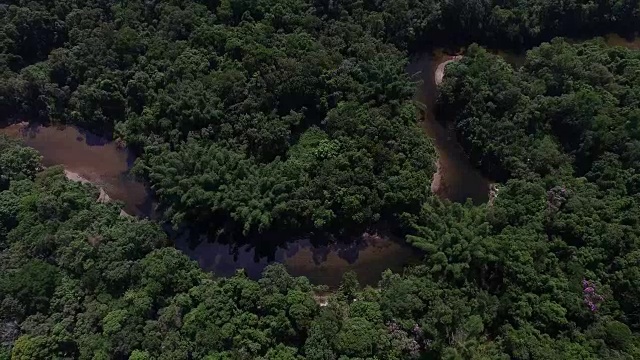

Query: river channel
[407,50,492,204]
[0,124,421,287]
[2,35,638,287]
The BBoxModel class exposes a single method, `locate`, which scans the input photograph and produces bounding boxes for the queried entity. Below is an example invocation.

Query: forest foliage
[2,0,640,358]
[1,0,440,234]
[1,129,639,358]
[0,137,475,359]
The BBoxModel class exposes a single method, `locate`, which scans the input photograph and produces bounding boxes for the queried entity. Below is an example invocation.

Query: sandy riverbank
[434,55,462,86]
[63,169,135,218]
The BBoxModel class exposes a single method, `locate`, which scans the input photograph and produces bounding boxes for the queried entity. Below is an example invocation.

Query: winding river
[0,124,421,288]
[2,34,638,287]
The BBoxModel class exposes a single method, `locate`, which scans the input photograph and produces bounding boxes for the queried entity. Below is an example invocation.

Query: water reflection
[174,230,419,287]
[2,34,637,287]
[600,33,640,50]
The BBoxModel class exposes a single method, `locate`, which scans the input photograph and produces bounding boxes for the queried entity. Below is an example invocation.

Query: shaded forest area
[2,0,640,358]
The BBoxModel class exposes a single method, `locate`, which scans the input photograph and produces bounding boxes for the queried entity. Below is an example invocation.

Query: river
[1,34,637,287]
[407,50,492,204]
[0,124,420,288]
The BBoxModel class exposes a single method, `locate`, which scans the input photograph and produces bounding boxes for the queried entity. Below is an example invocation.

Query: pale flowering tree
[582,279,604,312]
[386,321,429,358]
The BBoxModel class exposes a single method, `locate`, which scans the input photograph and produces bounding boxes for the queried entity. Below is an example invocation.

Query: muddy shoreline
[0,52,486,286]
[434,55,463,86]
[0,122,154,217]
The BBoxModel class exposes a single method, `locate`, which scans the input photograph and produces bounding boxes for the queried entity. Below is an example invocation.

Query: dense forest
[2,0,640,358]
[2,0,639,234]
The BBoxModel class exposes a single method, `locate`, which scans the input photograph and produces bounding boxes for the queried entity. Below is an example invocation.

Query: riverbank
[0,51,485,287]
[434,55,462,85]
[0,122,152,217]
[63,169,111,202]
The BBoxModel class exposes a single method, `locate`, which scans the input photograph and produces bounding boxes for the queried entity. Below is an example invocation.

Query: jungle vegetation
[1,0,640,358]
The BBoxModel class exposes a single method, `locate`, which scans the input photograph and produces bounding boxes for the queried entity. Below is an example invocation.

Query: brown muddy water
[407,51,492,204]
[0,123,421,287]
[407,34,639,204]
[0,124,153,216]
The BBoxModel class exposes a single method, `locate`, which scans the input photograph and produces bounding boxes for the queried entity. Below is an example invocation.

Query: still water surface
[0,124,153,216]
[175,231,419,287]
